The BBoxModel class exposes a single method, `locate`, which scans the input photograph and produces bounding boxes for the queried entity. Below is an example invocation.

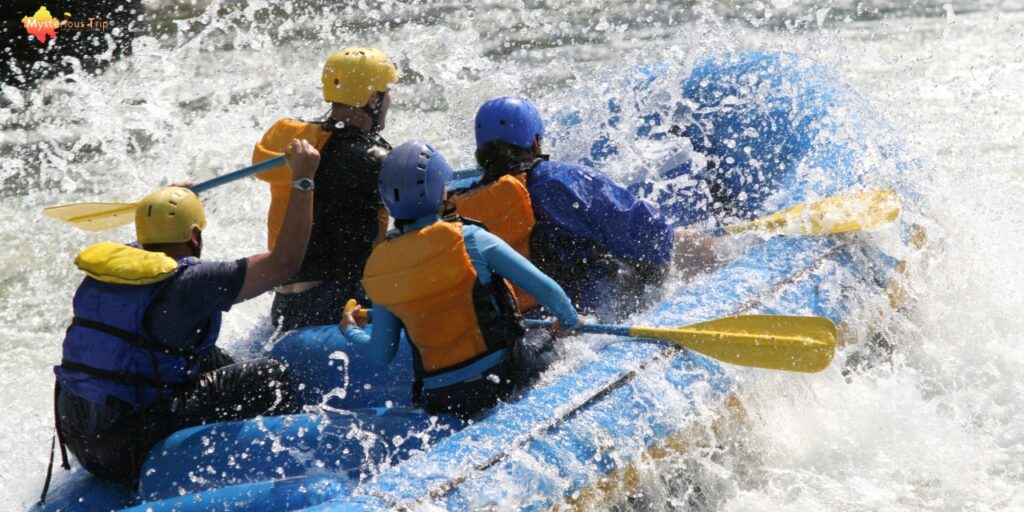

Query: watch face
[294,178,314,191]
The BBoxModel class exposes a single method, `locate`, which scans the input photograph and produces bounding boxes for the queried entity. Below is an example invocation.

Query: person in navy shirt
[50,141,320,488]
[452,97,715,321]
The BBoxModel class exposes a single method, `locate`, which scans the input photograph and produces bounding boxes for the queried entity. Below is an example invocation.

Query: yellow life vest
[74,242,178,285]
[362,220,522,373]
[451,174,538,311]
[252,118,332,250]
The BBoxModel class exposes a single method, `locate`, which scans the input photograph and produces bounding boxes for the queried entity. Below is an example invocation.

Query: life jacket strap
[59,358,182,389]
[39,382,70,507]
[54,385,70,471]
[70,317,191,357]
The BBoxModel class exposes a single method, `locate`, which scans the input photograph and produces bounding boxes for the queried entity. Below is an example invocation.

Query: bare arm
[234,139,320,303]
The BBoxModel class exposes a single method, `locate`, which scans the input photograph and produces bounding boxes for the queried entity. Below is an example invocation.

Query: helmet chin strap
[188,231,203,258]
[363,92,386,132]
[441,199,457,218]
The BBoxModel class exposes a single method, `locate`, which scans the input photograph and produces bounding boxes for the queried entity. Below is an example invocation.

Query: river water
[1,1,1022,509]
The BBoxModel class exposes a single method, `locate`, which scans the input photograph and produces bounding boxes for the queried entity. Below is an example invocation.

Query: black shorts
[57,355,293,486]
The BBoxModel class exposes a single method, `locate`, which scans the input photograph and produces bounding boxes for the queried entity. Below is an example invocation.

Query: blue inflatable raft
[34,51,919,511]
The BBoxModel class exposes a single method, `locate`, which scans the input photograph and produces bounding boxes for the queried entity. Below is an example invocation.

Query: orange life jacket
[251,118,331,249]
[450,174,538,311]
[362,220,523,373]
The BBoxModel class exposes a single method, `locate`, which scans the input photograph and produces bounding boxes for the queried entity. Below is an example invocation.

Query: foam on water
[1,2,1022,509]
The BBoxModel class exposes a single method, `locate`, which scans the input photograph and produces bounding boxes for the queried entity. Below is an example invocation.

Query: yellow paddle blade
[43,202,138,232]
[723,188,901,236]
[629,315,837,373]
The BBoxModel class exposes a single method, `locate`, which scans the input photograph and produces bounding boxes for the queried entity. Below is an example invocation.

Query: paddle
[524,315,837,373]
[717,188,901,237]
[43,156,286,232]
[450,165,899,237]
[49,155,898,236]
[351,305,837,373]
[451,167,482,182]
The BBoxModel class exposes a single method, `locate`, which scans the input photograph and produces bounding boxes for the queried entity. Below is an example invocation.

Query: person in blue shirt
[451,96,716,321]
[49,140,320,489]
[339,141,582,419]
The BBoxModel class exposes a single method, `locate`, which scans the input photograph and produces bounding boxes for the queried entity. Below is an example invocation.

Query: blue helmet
[474,96,544,149]
[378,141,453,220]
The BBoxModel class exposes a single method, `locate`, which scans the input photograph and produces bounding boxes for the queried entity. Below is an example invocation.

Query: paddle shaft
[190,156,286,194]
[451,167,482,182]
[523,319,628,336]
[356,315,644,338]
[445,168,896,237]
[351,311,625,336]
[197,160,473,193]
[198,158,471,193]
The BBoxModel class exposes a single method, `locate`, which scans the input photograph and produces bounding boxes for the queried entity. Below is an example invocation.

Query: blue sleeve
[341,305,403,366]
[529,162,673,264]
[144,258,248,351]
[466,227,579,327]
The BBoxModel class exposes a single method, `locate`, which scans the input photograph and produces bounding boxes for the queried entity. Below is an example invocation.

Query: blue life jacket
[54,257,221,412]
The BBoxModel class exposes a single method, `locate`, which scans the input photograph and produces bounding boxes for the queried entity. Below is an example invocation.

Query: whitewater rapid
[1,1,1022,509]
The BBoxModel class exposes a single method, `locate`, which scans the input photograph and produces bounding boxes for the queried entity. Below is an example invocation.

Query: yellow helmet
[135,187,207,245]
[321,47,398,107]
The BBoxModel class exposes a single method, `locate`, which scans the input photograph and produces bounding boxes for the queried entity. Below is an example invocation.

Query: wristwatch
[292,177,315,192]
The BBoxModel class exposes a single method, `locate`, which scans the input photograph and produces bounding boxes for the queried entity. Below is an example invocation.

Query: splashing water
[2,1,1022,509]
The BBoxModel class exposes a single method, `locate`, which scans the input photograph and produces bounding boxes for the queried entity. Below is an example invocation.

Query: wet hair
[141,229,202,258]
[392,200,456,230]
[475,140,536,184]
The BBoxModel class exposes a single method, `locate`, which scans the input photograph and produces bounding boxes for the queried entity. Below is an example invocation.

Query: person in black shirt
[252,47,398,331]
